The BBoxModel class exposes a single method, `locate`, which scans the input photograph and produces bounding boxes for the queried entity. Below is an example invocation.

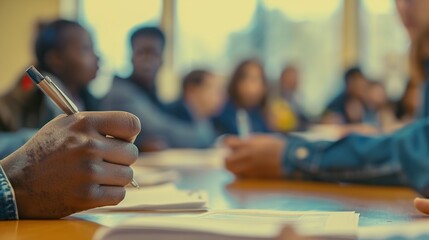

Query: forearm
[106,96,214,148]
[283,134,405,185]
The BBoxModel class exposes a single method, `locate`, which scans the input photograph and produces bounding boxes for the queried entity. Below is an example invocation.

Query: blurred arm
[283,118,429,196]
[102,80,215,148]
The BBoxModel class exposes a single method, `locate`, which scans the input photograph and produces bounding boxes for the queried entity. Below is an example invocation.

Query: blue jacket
[284,63,429,196]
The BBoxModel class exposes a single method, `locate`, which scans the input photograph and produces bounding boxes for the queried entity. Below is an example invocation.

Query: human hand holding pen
[26,66,140,189]
[1,112,141,218]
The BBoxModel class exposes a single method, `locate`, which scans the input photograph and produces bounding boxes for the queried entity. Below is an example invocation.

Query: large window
[77,0,410,115]
[359,0,410,100]
[175,0,344,116]
[78,0,162,97]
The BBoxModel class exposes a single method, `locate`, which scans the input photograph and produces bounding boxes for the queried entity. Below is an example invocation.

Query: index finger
[223,136,246,150]
[72,111,141,142]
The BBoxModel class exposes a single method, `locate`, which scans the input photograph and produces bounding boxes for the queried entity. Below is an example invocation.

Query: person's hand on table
[0,111,141,219]
[223,134,286,178]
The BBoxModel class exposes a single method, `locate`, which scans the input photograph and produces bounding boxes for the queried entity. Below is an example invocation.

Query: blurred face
[346,73,368,100]
[396,0,429,41]
[237,63,266,108]
[189,74,226,118]
[131,36,163,86]
[367,84,387,108]
[53,26,99,89]
[280,68,299,93]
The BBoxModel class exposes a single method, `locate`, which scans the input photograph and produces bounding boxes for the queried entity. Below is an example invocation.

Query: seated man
[102,27,215,150]
[0,19,99,131]
[0,111,140,219]
[167,70,225,147]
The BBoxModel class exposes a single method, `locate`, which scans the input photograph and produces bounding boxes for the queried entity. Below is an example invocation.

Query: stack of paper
[88,184,208,212]
[94,210,359,240]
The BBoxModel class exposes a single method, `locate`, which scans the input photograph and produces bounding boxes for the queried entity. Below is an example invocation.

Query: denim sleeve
[0,165,18,220]
[283,118,429,197]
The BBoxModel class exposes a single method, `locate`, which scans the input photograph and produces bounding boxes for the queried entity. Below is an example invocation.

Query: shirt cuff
[0,165,18,220]
[282,135,317,178]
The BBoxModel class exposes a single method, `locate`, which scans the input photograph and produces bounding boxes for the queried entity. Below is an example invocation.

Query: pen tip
[26,66,44,84]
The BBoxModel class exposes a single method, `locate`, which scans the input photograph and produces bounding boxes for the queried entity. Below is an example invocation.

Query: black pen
[26,66,140,189]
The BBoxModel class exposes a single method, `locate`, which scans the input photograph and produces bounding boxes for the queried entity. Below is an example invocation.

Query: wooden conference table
[0,167,424,240]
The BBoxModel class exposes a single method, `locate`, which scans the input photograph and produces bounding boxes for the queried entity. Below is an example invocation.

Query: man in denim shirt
[224,0,429,202]
[0,111,140,220]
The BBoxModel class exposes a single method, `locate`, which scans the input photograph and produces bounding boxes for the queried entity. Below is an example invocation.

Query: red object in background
[21,75,35,92]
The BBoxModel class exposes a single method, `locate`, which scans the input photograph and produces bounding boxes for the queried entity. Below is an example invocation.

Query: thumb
[414,198,429,215]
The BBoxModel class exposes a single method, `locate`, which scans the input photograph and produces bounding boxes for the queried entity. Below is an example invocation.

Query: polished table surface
[0,168,424,240]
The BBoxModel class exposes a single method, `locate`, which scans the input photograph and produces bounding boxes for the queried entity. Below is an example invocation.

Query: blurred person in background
[0,19,100,130]
[0,19,100,157]
[167,70,225,148]
[102,26,217,150]
[269,65,308,133]
[213,59,271,135]
[223,0,429,207]
[0,74,38,158]
[322,67,369,124]
[364,81,397,132]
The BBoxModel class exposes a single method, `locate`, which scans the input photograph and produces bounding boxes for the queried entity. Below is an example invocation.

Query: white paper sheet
[87,184,208,212]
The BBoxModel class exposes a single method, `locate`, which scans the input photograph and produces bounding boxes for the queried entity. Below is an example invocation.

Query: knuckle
[62,134,83,150]
[80,137,100,152]
[87,185,101,200]
[81,161,101,179]
[71,112,92,131]
[78,185,98,201]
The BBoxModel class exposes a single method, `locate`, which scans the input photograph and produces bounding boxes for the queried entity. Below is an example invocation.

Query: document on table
[359,220,429,239]
[94,209,360,240]
[87,184,208,212]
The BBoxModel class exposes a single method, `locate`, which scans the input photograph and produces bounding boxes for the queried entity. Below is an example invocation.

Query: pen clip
[45,77,79,114]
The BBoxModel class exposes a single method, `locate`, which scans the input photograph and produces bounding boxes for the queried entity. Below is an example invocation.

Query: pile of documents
[94,209,360,240]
